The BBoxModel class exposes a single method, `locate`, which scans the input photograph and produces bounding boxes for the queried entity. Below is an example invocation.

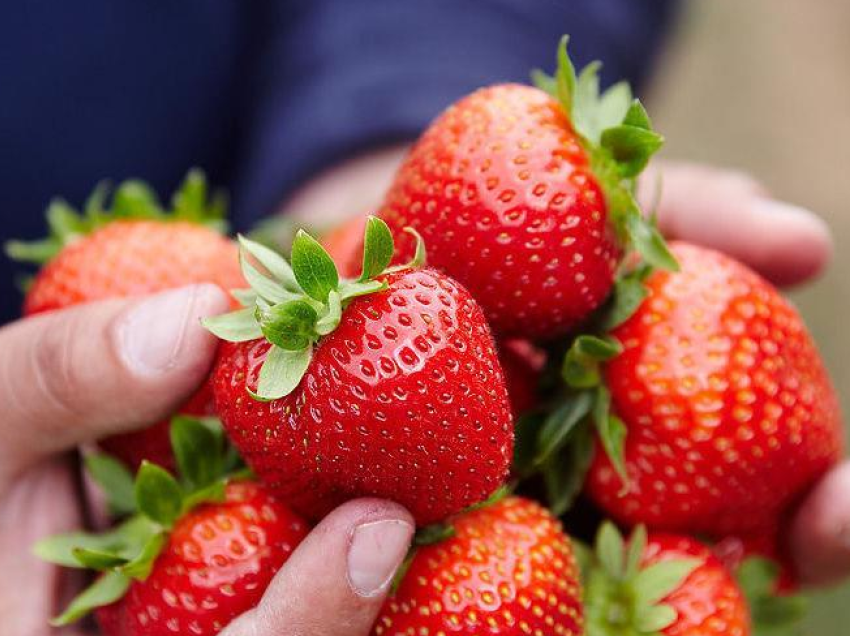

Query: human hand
[0,283,415,635]
[639,160,847,587]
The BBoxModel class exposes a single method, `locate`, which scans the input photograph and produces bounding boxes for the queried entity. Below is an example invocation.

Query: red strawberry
[374,496,583,636]
[498,339,545,418]
[94,481,306,636]
[586,242,843,537]
[205,218,513,525]
[584,523,751,636]
[37,418,308,636]
[7,171,243,469]
[378,38,673,339]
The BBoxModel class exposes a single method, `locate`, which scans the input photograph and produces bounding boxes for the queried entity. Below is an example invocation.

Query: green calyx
[535,36,677,273]
[736,557,808,636]
[583,523,702,636]
[5,168,227,265]
[203,216,426,401]
[512,334,629,515]
[34,416,244,626]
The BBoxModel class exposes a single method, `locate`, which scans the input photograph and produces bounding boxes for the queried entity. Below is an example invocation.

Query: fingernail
[347,519,414,597]
[115,285,222,376]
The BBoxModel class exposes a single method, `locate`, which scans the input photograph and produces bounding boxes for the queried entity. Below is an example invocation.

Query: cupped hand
[0,283,414,635]
[640,160,847,587]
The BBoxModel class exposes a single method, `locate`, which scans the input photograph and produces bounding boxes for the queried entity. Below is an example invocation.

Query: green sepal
[6,169,227,266]
[71,547,129,570]
[50,570,131,626]
[253,345,313,401]
[535,391,595,467]
[737,558,808,636]
[33,515,157,568]
[291,229,340,303]
[170,415,225,490]
[135,461,184,529]
[623,203,679,272]
[539,36,676,278]
[202,307,264,343]
[205,215,412,402]
[315,290,342,335]
[414,523,457,547]
[119,531,168,580]
[37,414,243,626]
[238,234,299,292]
[542,421,594,516]
[85,453,137,517]
[562,335,622,389]
[258,299,319,351]
[584,523,703,636]
[599,265,652,331]
[592,386,629,488]
[360,216,395,281]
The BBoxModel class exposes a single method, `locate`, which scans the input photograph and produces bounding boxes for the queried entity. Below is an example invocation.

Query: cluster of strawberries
[14,38,842,636]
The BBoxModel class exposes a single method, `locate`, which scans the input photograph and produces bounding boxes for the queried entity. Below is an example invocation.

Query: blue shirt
[0,0,676,323]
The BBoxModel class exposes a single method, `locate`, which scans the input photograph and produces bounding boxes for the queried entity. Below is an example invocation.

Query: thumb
[222,499,414,636]
[0,284,229,483]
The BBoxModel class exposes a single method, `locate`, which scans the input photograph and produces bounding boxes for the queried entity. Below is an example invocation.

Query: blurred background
[648,1,850,632]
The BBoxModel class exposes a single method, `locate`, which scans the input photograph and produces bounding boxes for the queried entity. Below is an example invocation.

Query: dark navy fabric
[0,0,676,323]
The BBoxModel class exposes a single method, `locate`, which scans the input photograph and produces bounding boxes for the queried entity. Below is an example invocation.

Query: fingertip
[749,199,833,286]
[790,461,850,586]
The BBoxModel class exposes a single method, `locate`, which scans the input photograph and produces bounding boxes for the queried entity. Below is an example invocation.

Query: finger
[640,161,833,286]
[789,461,850,586]
[222,498,414,636]
[0,284,229,482]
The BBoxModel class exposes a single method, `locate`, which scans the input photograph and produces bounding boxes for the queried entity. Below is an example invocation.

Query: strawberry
[374,495,583,636]
[204,217,513,525]
[6,171,243,469]
[584,523,751,636]
[585,242,843,537]
[36,417,308,636]
[377,37,674,339]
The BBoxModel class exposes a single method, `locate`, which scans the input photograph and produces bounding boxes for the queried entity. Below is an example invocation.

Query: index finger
[640,161,833,287]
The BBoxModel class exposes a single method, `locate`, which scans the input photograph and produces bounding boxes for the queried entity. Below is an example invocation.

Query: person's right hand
[0,283,414,636]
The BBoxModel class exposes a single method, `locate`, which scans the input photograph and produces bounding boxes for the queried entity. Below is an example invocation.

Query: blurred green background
[647,1,850,633]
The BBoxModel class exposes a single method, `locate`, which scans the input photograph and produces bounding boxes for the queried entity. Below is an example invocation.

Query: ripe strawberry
[37,417,309,636]
[6,171,243,469]
[374,496,583,636]
[377,38,674,339]
[498,339,545,418]
[204,217,513,525]
[586,242,843,536]
[584,523,751,636]
[93,481,306,636]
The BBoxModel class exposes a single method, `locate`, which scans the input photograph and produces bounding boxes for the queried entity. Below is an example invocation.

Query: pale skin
[0,153,844,636]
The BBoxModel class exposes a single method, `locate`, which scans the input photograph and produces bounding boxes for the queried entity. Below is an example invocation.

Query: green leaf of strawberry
[85,453,137,517]
[50,571,131,626]
[584,523,703,636]
[37,415,246,625]
[6,169,227,266]
[205,216,417,401]
[291,230,340,303]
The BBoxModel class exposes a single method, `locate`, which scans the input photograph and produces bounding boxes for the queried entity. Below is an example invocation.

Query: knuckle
[29,311,91,423]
